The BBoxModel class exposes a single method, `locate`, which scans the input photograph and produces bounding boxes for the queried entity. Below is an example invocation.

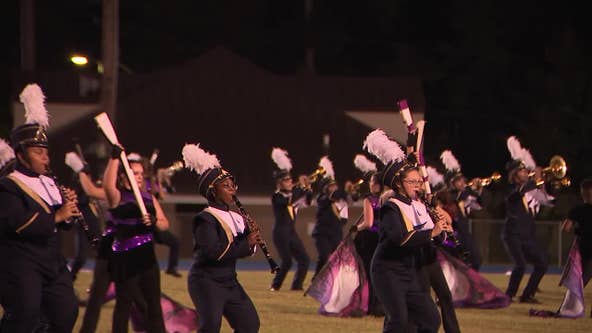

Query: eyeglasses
[218,182,238,191]
[403,179,423,185]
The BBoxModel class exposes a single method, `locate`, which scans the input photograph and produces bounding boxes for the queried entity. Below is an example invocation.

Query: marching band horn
[164,160,184,177]
[532,155,570,189]
[468,172,502,187]
[346,178,364,194]
[157,160,184,194]
[308,166,326,183]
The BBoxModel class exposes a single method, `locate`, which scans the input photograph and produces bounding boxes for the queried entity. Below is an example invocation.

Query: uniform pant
[502,234,548,298]
[454,218,482,271]
[188,276,260,333]
[313,231,342,278]
[112,263,165,333]
[0,266,78,333]
[271,227,310,290]
[79,257,112,333]
[153,229,180,271]
[418,260,461,333]
[371,260,440,333]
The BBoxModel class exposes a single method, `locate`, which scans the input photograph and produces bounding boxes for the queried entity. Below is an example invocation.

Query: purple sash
[112,233,153,252]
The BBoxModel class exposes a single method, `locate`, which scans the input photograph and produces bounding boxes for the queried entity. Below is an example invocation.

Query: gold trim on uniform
[16,212,40,233]
[400,230,417,246]
[7,175,51,214]
[287,204,295,221]
[203,207,235,261]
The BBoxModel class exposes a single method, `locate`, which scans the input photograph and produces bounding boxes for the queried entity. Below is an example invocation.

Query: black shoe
[290,287,303,291]
[519,296,541,304]
[165,269,182,277]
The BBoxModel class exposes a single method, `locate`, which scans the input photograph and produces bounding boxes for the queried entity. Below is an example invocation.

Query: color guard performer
[103,149,169,333]
[352,154,384,316]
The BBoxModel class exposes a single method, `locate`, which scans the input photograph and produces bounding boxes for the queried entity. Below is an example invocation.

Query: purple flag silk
[530,239,585,318]
[130,293,199,333]
[305,235,369,317]
[437,248,511,309]
[104,282,116,303]
[557,239,585,318]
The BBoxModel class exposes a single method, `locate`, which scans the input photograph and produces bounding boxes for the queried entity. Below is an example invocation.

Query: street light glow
[70,55,88,66]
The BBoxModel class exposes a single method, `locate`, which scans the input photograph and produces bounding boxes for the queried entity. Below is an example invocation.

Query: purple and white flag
[305,235,369,317]
[438,248,511,309]
[557,239,585,318]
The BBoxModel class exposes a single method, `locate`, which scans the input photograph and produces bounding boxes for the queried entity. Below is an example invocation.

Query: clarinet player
[182,143,261,333]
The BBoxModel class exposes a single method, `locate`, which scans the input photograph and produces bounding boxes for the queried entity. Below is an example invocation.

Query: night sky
[3,0,592,186]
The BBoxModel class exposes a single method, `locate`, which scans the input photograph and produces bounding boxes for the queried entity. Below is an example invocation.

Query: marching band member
[365,129,444,333]
[503,136,553,303]
[440,150,483,270]
[269,147,311,291]
[183,143,260,333]
[312,156,348,278]
[0,84,79,333]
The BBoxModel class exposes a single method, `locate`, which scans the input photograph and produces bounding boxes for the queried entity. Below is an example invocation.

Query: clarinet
[417,192,464,248]
[422,195,471,262]
[46,167,100,247]
[232,195,280,274]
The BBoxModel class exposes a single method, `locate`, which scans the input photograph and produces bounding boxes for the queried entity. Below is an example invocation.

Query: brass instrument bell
[468,171,502,187]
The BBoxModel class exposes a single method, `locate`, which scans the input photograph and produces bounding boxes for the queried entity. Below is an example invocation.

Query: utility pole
[20,0,35,73]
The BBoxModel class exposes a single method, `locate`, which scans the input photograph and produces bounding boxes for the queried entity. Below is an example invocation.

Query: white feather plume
[363,129,405,165]
[182,143,221,175]
[440,150,461,172]
[19,84,49,128]
[0,138,15,169]
[353,154,377,173]
[426,166,445,187]
[521,148,537,170]
[319,156,335,179]
[65,152,84,173]
[506,136,537,170]
[506,136,523,161]
[271,147,292,171]
[127,152,142,162]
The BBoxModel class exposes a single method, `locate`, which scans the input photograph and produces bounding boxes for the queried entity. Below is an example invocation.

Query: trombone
[468,172,502,187]
[531,155,570,189]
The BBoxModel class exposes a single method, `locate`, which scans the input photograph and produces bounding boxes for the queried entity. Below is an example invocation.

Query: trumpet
[346,178,364,194]
[531,155,570,189]
[156,160,184,194]
[468,172,502,187]
[308,166,326,183]
[295,166,326,191]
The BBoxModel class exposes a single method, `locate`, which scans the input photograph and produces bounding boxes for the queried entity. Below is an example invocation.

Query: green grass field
[66,270,592,333]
